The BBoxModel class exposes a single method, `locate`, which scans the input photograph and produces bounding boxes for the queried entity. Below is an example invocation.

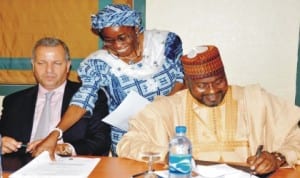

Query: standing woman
[33,4,184,158]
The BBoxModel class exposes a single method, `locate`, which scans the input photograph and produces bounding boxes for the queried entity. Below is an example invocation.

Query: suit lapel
[22,86,39,141]
[61,80,80,117]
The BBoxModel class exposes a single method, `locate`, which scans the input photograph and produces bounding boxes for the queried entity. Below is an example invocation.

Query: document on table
[155,164,259,178]
[103,91,150,131]
[9,151,100,178]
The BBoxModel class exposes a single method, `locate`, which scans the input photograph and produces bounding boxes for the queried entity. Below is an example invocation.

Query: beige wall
[146,0,300,102]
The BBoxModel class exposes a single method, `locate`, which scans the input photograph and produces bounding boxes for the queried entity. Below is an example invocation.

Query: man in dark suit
[0,37,111,171]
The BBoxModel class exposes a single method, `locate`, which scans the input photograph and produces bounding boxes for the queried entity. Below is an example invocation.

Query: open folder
[9,151,100,178]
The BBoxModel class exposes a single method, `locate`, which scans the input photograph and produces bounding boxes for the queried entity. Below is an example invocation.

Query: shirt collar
[38,81,67,96]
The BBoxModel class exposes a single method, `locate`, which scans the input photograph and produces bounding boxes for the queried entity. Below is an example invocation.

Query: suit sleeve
[0,92,35,156]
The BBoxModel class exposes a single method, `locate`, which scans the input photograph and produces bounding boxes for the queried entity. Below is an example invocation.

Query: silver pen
[21,144,28,148]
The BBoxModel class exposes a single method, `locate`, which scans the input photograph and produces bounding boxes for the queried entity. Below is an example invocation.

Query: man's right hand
[31,131,59,160]
[1,136,22,154]
[247,151,280,175]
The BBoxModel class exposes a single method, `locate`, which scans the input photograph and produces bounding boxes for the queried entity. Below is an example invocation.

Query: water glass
[140,152,160,178]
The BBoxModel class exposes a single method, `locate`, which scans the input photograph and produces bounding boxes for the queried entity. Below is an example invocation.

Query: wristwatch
[271,152,286,167]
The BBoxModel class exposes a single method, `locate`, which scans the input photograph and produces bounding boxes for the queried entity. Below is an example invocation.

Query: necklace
[128,59,136,65]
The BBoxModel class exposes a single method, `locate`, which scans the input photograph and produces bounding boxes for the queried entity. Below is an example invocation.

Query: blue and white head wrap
[91,4,144,33]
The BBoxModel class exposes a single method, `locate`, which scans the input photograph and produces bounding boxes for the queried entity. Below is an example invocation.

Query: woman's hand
[26,140,42,153]
[31,131,60,160]
[247,151,282,175]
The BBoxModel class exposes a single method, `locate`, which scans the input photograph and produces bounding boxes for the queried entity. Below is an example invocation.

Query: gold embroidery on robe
[185,87,249,161]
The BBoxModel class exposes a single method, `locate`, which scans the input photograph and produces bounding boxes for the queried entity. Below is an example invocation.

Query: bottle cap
[176,126,187,133]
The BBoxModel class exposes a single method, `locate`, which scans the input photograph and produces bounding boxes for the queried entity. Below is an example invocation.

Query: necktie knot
[45,92,54,100]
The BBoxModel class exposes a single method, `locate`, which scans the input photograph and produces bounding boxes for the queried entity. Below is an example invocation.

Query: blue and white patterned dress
[70,29,184,156]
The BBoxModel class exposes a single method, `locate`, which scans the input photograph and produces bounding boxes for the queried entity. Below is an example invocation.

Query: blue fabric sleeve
[165,32,184,83]
[70,59,110,114]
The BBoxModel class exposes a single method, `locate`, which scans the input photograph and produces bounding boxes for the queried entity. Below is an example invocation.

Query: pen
[255,145,264,158]
[21,144,28,148]
[131,170,147,178]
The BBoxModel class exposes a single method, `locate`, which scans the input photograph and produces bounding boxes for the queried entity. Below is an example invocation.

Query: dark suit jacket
[0,80,111,158]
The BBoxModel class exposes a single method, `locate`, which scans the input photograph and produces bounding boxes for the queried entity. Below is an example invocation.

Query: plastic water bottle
[0,134,2,178]
[169,126,192,178]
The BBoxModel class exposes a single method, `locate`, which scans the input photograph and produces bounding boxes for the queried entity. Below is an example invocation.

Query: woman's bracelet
[52,127,63,140]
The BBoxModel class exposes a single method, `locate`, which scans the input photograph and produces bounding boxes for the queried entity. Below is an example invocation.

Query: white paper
[103,91,150,131]
[155,164,258,178]
[195,164,257,178]
[9,151,100,178]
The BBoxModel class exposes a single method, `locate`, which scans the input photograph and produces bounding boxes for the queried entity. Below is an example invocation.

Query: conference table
[2,156,300,178]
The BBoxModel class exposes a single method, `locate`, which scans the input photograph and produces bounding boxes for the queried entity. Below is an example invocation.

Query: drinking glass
[140,152,161,178]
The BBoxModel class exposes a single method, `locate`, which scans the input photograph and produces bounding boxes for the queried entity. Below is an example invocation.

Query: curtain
[0,0,145,95]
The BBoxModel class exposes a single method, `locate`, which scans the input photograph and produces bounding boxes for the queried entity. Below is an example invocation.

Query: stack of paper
[9,151,100,178]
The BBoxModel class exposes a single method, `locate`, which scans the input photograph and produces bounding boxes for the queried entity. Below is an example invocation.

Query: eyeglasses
[102,34,132,46]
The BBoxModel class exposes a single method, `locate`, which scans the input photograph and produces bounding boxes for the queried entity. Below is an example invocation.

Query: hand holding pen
[247,145,282,175]
[249,145,263,176]
[1,136,26,154]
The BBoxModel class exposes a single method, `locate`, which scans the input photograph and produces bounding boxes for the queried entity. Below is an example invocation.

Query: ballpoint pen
[21,144,28,148]
[131,170,147,178]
